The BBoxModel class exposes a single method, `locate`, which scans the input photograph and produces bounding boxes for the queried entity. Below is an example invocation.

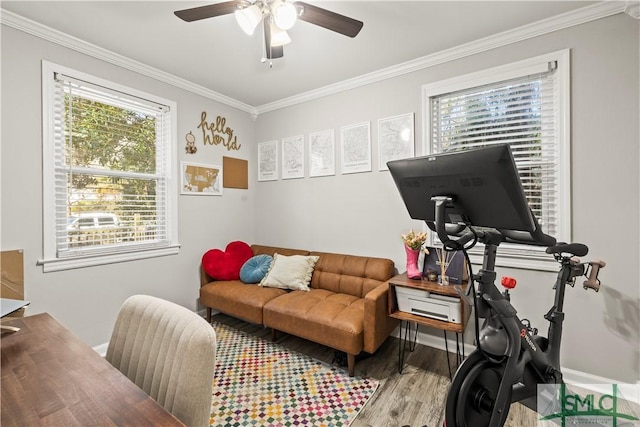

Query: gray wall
[1,26,257,348]
[254,13,639,383]
[1,12,638,384]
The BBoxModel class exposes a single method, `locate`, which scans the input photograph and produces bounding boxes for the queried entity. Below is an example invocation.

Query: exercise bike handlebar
[430,197,476,249]
[430,196,556,249]
[500,228,556,247]
[583,260,606,292]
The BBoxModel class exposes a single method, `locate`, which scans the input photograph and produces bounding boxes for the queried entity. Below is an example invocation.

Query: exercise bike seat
[545,242,588,257]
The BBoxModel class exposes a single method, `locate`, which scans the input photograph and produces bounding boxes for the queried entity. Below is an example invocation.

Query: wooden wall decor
[223,156,248,189]
[197,112,241,151]
[185,131,197,154]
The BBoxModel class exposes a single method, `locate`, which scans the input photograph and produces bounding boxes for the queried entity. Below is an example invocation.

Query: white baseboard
[93,342,109,357]
[561,368,640,404]
[391,325,476,356]
[392,326,640,404]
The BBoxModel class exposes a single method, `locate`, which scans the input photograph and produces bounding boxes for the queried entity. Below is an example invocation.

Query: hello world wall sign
[184,111,248,190]
[197,111,241,151]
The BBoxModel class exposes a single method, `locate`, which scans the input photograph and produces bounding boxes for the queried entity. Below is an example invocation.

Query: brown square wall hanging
[223,156,248,189]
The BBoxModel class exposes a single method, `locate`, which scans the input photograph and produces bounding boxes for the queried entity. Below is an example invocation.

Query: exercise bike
[435,208,606,427]
[385,144,606,427]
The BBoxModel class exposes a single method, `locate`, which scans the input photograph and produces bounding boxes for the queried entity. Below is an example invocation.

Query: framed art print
[181,162,222,195]
[378,113,414,171]
[309,129,335,177]
[340,122,371,175]
[258,140,278,181]
[281,135,304,179]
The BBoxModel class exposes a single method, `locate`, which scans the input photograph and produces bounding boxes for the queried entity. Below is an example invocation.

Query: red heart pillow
[202,241,253,281]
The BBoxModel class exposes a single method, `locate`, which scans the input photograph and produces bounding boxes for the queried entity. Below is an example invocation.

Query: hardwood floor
[211,313,538,427]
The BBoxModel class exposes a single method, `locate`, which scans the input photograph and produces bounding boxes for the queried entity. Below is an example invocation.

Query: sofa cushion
[259,254,319,291]
[263,289,365,355]
[200,280,287,324]
[202,241,253,281]
[309,252,395,298]
[240,254,273,284]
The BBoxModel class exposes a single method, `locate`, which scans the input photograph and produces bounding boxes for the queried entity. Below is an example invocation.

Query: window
[423,50,570,270]
[41,62,179,272]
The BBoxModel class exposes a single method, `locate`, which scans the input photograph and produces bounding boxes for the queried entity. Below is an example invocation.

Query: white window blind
[431,67,558,236]
[41,62,179,271]
[423,51,570,270]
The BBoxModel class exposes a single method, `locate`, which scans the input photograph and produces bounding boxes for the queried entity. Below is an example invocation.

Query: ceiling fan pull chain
[269,28,272,65]
[265,18,274,68]
[260,19,267,64]
[268,42,273,68]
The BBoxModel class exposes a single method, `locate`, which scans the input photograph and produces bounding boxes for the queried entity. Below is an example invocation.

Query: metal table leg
[398,320,419,374]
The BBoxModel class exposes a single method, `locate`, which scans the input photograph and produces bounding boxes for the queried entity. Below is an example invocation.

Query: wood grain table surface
[1,313,184,426]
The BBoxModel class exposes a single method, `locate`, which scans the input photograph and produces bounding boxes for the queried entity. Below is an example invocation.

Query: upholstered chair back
[106,295,216,427]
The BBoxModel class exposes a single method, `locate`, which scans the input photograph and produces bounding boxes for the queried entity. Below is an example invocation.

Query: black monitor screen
[387,144,536,233]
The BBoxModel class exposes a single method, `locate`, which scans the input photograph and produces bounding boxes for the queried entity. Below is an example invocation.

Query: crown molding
[0,9,257,116]
[1,2,626,118]
[254,1,627,115]
[625,0,640,18]
[256,1,626,114]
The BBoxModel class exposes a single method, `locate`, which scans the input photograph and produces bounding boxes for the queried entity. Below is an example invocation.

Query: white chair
[106,295,216,426]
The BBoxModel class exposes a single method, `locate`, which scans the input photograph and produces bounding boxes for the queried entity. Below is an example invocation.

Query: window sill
[466,245,557,272]
[38,244,181,272]
[430,233,560,272]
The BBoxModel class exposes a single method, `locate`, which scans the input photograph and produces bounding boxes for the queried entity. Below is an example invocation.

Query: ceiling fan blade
[264,23,284,59]
[174,1,239,22]
[295,1,363,38]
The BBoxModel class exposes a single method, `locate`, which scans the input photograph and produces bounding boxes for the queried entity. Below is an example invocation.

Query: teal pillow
[240,254,273,284]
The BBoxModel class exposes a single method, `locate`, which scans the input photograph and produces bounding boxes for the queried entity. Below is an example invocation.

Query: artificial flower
[401,229,427,250]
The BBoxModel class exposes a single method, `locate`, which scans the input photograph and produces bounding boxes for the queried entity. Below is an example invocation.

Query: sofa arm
[363,281,399,354]
[200,264,213,288]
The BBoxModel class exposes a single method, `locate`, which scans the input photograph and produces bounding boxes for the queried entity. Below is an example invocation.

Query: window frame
[422,50,571,271]
[40,61,180,272]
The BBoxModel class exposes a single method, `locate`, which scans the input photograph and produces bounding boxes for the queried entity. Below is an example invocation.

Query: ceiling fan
[174,1,364,61]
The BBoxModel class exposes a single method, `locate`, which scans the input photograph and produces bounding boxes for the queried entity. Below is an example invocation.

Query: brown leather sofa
[200,244,398,376]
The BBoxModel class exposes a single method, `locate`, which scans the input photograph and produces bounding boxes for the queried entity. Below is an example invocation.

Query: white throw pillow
[259,253,319,291]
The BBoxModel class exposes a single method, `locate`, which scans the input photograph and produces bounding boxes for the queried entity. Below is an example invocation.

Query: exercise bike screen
[387,144,537,233]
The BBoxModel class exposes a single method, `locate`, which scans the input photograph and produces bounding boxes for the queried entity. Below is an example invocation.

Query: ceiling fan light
[273,1,297,30]
[269,22,291,46]
[235,5,262,35]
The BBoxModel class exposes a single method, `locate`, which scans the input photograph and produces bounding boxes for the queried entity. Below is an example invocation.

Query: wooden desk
[1,313,184,426]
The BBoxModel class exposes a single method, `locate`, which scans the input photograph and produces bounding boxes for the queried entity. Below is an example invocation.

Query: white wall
[254,13,640,383]
[1,11,638,385]
[1,26,256,347]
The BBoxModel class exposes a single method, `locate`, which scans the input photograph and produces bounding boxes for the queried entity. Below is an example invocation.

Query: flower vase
[404,244,422,279]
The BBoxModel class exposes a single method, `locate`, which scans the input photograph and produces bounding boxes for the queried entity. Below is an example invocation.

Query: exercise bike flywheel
[445,351,512,427]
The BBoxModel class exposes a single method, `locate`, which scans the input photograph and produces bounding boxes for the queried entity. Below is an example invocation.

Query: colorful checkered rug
[210,323,379,427]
